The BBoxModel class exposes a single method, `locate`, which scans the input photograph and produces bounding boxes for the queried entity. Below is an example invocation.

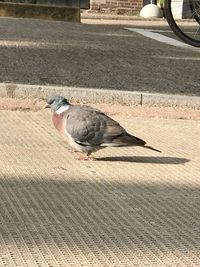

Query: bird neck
[56,104,70,114]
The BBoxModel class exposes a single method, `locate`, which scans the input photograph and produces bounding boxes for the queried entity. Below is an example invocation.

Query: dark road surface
[0,17,200,96]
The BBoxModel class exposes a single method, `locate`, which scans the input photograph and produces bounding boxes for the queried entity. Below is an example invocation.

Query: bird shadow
[96,156,190,164]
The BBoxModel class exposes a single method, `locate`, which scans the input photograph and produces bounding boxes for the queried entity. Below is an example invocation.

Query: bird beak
[43,103,50,109]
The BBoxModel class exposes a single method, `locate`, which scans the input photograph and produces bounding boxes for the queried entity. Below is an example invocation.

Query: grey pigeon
[44,95,161,160]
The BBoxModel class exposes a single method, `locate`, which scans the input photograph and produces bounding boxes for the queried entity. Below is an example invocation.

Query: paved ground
[0,13,200,266]
[0,16,200,96]
[0,107,199,266]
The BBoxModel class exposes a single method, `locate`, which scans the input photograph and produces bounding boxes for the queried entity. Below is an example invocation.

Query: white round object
[140,4,163,18]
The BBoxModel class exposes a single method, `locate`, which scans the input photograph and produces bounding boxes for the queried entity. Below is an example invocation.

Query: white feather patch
[56,105,70,114]
[100,143,120,147]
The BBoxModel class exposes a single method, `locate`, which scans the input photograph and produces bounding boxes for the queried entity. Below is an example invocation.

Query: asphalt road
[0,16,200,96]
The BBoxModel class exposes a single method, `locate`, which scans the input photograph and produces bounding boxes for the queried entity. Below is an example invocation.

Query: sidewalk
[81,11,168,25]
[0,106,199,266]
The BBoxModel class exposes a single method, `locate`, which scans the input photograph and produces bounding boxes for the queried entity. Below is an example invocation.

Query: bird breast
[52,112,66,134]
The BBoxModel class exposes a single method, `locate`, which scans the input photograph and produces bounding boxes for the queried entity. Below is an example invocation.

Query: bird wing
[65,105,126,147]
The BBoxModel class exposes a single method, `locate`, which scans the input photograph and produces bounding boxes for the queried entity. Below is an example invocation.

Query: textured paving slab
[0,110,199,266]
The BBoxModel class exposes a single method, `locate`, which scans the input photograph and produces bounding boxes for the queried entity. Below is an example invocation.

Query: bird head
[43,95,70,112]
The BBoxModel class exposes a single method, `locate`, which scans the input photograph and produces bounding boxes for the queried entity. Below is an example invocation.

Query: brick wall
[90,0,143,14]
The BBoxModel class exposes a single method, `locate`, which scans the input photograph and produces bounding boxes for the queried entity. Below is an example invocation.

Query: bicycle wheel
[165,0,200,47]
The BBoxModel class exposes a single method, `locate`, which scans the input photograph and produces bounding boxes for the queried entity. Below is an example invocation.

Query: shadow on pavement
[0,175,199,264]
[97,156,190,164]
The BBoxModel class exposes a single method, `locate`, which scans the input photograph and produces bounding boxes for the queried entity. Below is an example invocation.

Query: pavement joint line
[151,55,200,60]
[0,82,200,108]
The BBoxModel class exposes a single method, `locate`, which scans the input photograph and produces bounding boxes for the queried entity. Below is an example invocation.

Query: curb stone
[80,13,164,21]
[0,83,200,108]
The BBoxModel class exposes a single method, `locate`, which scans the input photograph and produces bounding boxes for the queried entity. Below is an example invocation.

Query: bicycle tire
[165,0,200,47]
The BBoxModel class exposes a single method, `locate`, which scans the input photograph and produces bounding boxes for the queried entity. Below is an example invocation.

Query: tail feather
[113,133,146,146]
[113,133,161,153]
[143,145,162,153]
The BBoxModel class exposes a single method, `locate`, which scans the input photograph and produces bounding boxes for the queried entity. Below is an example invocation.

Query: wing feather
[65,105,125,146]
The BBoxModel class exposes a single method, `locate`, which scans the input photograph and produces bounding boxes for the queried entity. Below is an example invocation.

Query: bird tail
[114,133,161,153]
[142,145,162,153]
[113,133,146,146]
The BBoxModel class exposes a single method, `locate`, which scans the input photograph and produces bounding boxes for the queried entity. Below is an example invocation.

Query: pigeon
[44,95,161,160]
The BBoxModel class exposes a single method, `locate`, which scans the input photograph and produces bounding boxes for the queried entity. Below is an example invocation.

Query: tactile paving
[0,110,199,266]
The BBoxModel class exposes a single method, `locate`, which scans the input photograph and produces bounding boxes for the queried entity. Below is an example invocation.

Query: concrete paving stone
[0,109,199,266]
